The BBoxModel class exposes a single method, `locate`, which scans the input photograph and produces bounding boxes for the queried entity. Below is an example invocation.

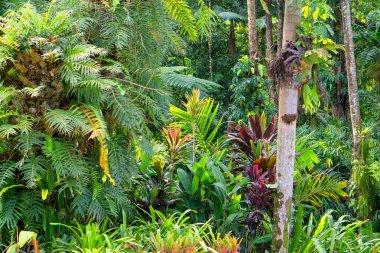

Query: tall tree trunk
[265,0,275,60]
[333,51,347,120]
[247,0,259,61]
[341,0,361,159]
[276,0,284,56]
[272,0,300,252]
[229,20,237,56]
[208,0,213,80]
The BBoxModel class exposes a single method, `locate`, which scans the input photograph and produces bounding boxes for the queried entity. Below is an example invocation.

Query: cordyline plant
[227,112,277,234]
[162,126,190,169]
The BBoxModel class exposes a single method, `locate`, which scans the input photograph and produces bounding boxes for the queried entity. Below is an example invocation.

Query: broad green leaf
[18,231,37,247]
[178,169,192,194]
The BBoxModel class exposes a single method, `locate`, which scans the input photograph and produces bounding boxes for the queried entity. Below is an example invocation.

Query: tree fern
[107,92,145,130]
[157,66,221,94]
[196,3,218,39]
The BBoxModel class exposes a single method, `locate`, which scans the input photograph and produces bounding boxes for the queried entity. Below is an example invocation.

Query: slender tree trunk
[276,0,284,56]
[272,0,300,252]
[208,0,213,80]
[265,0,275,60]
[247,0,259,61]
[229,20,237,56]
[341,0,361,159]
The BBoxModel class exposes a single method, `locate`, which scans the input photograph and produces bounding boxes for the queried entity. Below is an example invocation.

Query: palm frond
[294,172,348,208]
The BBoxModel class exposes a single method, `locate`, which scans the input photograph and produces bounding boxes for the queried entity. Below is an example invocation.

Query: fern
[50,140,88,178]
[161,0,198,42]
[107,92,145,130]
[107,136,137,184]
[44,108,91,136]
[18,156,46,188]
[0,161,16,189]
[15,131,44,155]
[157,67,221,94]
[196,4,218,39]
[0,196,23,229]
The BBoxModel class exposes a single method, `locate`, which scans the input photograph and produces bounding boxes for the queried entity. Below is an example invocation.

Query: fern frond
[0,196,23,229]
[107,136,137,184]
[0,116,34,138]
[161,0,198,42]
[196,4,218,39]
[69,77,116,104]
[50,140,88,178]
[0,161,16,189]
[15,131,43,155]
[107,92,144,130]
[44,108,91,136]
[18,156,46,188]
[0,85,18,104]
[80,105,114,184]
[158,68,221,94]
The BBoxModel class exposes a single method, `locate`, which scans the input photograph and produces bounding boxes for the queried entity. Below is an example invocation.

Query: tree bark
[272,0,300,252]
[265,0,275,60]
[229,20,237,56]
[276,0,284,56]
[341,0,361,160]
[247,0,259,61]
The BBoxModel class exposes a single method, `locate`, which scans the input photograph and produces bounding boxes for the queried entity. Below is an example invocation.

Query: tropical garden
[0,0,379,252]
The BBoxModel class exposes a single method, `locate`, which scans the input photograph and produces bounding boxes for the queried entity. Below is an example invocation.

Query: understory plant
[227,112,277,235]
[289,210,380,253]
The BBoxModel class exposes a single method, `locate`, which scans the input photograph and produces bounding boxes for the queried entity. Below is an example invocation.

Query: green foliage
[290,210,379,253]
[0,0,379,251]
[228,56,275,121]
[5,230,38,253]
[52,221,137,252]
[177,155,230,221]
[294,172,348,208]
[170,89,225,157]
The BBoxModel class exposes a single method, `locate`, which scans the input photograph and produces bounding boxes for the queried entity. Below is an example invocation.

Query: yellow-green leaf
[302,6,311,18]
[41,189,48,200]
[312,7,320,21]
